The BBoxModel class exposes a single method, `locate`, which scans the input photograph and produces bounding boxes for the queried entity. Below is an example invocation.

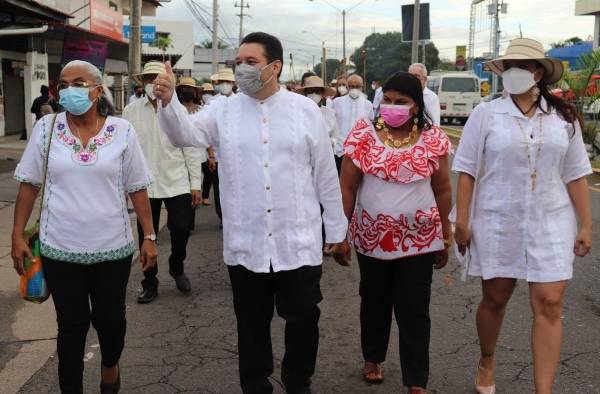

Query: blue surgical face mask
[59,87,94,115]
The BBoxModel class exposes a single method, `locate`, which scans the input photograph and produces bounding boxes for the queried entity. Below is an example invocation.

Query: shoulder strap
[36,114,57,224]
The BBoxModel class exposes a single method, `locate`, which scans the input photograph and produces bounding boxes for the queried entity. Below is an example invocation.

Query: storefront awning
[0,0,72,22]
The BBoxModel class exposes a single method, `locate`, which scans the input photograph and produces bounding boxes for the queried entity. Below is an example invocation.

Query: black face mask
[181,91,196,102]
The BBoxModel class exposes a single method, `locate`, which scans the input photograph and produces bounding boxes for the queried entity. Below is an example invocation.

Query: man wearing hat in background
[201,82,217,106]
[212,68,236,100]
[123,61,205,303]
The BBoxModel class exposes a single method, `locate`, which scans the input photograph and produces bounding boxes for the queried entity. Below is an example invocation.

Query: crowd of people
[10,32,593,394]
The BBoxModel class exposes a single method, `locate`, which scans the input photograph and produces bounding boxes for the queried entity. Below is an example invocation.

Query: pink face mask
[379,104,413,127]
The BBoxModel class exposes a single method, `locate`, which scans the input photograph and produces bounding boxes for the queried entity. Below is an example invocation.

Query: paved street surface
[13,182,600,394]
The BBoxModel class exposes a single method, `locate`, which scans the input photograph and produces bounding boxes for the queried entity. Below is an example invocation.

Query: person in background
[335,76,348,98]
[12,60,156,394]
[201,83,216,106]
[332,74,374,173]
[154,31,350,394]
[408,63,440,126]
[212,69,236,99]
[127,84,144,105]
[453,38,592,394]
[176,77,204,113]
[31,85,59,121]
[301,71,316,86]
[340,71,451,393]
[123,61,204,304]
[371,79,383,116]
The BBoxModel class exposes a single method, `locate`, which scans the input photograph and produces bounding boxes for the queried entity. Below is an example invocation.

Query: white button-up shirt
[332,95,374,157]
[372,86,383,113]
[123,96,204,199]
[452,97,592,282]
[158,89,347,273]
[423,87,441,126]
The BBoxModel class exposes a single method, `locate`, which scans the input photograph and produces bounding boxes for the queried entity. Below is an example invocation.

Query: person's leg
[137,198,162,291]
[334,155,343,175]
[476,277,517,386]
[201,160,212,201]
[228,265,275,394]
[357,253,394,365]
[529,281,567,394]
[213,164,222,222]
[274,265,323,393]
[89,256,132,384]
[392,253,434,389]
[43,258,91,394]
[163,194,194,277]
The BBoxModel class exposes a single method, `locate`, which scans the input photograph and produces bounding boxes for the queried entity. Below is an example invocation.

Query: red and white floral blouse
[344,118,451,260]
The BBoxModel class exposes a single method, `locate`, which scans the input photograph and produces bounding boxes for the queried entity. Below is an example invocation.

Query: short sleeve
[14,114,53,187]
[342,118,375,170]
[122,122,153,192]
[423,126,452,159]
[562,121,593,183]
[451,102,488,177]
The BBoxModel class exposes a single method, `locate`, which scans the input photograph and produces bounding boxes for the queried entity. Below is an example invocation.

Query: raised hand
[153,61,176,106]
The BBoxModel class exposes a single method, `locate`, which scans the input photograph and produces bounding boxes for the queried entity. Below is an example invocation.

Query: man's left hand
[191,190,202,208]
[330,240,351,266]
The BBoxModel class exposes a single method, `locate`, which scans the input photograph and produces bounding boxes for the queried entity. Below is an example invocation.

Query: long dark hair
[382,71,432,130]
[537,78,582,129]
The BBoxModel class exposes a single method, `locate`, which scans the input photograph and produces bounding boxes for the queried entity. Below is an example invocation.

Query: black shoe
[170,271,191,294]
[100,366,120,394]
[137,287,158,304]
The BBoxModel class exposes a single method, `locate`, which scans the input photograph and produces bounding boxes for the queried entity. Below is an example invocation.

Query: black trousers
[137,193,194,289]
[44,256,132,394]
[335,155,343,175]
[357,252,435,388]
[228,264,323,394]
[201,161,222,220]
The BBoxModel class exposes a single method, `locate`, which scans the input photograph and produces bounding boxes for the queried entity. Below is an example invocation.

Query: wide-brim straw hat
[177,77,201,89]
[201,83,214,92]
[297,76,336,96]
[134,61,166,83]
[211,68,236,82]
[486,38,564,84]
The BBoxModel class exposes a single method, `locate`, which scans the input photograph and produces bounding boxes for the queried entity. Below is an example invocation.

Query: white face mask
[349,88,362,99]
[219,82,233,96]
[307,93,322,104]
[202,94,213,103]
[371,83,376,90]
[502,67,537,95]
[337,85,348,96]
[145,83,155,100]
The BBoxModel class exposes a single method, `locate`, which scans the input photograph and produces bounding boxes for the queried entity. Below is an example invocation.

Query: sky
[156,0,595,80]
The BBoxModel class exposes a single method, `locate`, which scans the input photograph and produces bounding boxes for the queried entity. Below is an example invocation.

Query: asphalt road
[14,171,600,394]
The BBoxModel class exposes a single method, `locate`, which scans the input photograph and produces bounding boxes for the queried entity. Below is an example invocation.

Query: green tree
[201,39,229,49]
[313,59,343,83]
[349,32,441,86]
[551,36,584,48]
[154,36,173,61]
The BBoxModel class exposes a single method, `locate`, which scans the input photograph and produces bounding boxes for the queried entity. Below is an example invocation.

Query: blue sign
[123,25,156,43]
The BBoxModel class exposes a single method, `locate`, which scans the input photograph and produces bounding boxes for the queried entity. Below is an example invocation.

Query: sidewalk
[15,201,600,393]
[0,134,27,161]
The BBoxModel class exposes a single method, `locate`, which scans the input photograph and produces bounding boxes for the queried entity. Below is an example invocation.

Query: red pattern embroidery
[343,120,450,183]
[349,207,442,254]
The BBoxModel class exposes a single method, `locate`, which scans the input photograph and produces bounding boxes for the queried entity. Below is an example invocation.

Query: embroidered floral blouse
[14,113,152,264]
[344,119,451,259]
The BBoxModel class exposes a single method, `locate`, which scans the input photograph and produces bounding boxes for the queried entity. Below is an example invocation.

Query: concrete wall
[0,50,27,137]
[24,51,49,138]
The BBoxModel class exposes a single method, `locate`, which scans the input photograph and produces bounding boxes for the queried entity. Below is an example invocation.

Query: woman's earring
[531,85,540,101]
[375,117,385,130]
[412,116,418,132]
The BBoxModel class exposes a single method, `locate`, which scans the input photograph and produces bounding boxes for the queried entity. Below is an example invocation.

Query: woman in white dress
[11,60,157,394]
[453,38,592,394]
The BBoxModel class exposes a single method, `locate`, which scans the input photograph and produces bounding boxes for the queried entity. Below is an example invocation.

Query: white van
[427,72,481,124]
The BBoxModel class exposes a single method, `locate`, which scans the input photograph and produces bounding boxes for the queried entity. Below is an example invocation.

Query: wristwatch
[143,234,157,242]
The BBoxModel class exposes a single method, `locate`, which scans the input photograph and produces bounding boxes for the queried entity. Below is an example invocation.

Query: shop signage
[123,25,156,43]
[90,0,124,41]
[62,36,108,72]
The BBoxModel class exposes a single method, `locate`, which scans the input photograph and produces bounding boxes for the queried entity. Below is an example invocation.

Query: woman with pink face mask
[339,71,452,393]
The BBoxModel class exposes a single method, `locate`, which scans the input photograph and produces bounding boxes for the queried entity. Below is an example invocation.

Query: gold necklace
[515,116,543,191]
[376,117,419,148]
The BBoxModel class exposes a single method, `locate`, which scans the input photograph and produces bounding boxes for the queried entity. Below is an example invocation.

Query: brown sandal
[362,362,384,384]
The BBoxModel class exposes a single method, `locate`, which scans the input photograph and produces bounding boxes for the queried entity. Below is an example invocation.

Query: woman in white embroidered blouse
[11,60,156,394]
[453,39,592,394]
[340,72,452,392]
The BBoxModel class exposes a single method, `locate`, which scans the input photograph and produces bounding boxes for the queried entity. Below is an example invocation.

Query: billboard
[456,45,467,71]
[62,36,108,72]
[401,3,431,42]
[89,0,124,41]
[123,25,156,43]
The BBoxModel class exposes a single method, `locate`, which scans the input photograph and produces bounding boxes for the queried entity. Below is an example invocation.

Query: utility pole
[490,0,500,94]
[128,0,141,96]
[234,0,250,45]
[321,42,327,82]
[361,49,367,92]
[212,0,219,74]
[342,10,346,74]
[411,0,420,64]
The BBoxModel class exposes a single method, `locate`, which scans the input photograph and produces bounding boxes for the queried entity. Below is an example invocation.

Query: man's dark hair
[40,85,49,95]
[301,71,316,86]
[240,32,284,76]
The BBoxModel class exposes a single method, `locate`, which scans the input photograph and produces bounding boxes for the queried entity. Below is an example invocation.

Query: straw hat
[331,79,337,85]
[134,61,166,83]
[211,68,236,82]
[296,76,336,96]
[201,83,214,92]
[177,77,201,89]
[486,38,563,84]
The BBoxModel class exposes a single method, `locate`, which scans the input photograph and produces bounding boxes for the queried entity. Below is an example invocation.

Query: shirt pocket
[485,114,512,152]
[226,224,252,255]
[288,219,317,255]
